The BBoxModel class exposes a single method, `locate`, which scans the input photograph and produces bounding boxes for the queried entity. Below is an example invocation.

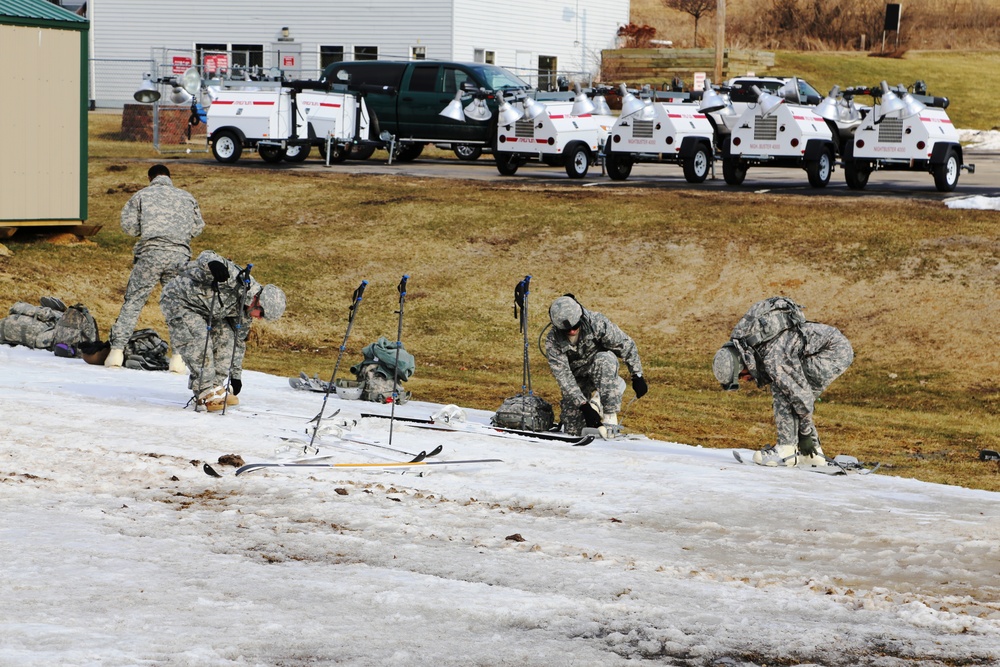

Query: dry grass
[1,112,998,493]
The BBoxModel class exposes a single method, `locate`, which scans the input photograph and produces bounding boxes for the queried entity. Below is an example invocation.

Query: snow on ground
[1,345,998,667]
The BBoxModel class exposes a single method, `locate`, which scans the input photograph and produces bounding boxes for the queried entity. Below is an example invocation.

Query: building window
[474,49,495,65]
[411,46,426,60]
[538,55,557,92]
[231,44,264,69]
[321,45,345,69]
[354,46,378,61]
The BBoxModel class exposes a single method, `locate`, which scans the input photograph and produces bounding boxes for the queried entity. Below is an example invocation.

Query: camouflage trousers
[559,351,623,435]
[772,338,854,447]
[163,307,238,396]
[109,251,188,349]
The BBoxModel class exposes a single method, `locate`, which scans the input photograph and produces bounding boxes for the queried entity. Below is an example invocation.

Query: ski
[359,413,595,446]
[235,457,502,476]
[732,450,879,475]
[278,435,443,463]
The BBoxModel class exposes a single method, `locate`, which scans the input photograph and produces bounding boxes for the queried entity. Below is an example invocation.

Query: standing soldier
[712,296,854,466]
[544,295,647,436]
[160,250,286,412]
[106,164,205,371]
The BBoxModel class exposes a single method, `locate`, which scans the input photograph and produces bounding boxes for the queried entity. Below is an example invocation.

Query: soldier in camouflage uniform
[160,250,286,412]
[544,295,647,436]
[713,297,854,466]
[106,165,205,370]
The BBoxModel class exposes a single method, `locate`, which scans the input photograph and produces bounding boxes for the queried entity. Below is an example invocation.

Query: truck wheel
[682,143,711,183]
[259,144,286,164]
[495,152,521,176]
[933,147,960,192]
[284,145,310,163]
[395,142,425,162]
[604,149,633,181]
[350,144,377,161]
[453,144,482,161]
[211,131,242,164]
[564,143,590,179]
[844,160,871,190]
[722,157,746,185]
[806,149,833,188]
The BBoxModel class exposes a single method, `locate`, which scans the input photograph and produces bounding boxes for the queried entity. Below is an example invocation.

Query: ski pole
[388,274,409,447]
[513,275,531,431]
[307,279,368,449]
[222,263,252,415]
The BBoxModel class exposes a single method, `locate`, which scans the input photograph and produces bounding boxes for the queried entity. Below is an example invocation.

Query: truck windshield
[472,65,530,91]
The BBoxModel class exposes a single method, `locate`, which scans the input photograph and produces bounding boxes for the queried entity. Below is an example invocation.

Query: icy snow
[1,345,998,667]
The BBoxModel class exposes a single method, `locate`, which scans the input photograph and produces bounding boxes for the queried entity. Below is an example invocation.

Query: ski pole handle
[351,279,368,310]
[398,274,408,297]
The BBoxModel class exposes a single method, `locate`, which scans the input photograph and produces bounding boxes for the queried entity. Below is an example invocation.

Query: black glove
[580,402,603,428]
[798,430,820,456]
[208,260,230,283]
[632,374,648,398]
[230,379,242,396]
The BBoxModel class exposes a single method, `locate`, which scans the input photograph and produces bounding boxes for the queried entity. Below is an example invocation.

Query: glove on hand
[632,374,648,398]
[208,260,230,283]
[798,430,820,457]
[581,402,603,428]
[230,379,242,396]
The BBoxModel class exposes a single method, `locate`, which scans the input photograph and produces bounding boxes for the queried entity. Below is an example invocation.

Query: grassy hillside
[1,111,997,493]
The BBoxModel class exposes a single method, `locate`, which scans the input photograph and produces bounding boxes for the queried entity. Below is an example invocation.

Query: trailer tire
[564,143,590,179]
[350,144,377,161]
[722,157,746,185]
[682,143,712,183]
[259,144,286,164]
[932,147,960,192]
[806,149,833,188]
[844,160,871,190]
[395,142,425,162]
[453,144,482,161]
[604,148,633,181]
[495,152,522,176]
[211,131,242,164]
[284,145,310,162]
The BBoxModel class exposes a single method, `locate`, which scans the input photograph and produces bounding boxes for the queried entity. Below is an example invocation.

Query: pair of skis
[361,413,596,446]
[732,450,881,475]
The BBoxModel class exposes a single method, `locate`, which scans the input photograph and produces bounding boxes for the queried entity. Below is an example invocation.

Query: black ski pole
[222,263,252,415]
[388,274,409,447]
[307,279,368,449]
[514,275,532,430]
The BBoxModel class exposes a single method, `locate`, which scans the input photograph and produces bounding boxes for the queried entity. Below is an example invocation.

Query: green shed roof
[0,0,88,28]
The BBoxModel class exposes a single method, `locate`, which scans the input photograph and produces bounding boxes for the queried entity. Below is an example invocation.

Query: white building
[82,0,630,106]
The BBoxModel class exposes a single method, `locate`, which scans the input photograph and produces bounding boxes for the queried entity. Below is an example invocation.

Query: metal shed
[0,0,92,237]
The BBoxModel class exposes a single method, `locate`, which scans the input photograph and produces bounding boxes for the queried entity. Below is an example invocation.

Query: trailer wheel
[604,149,633,181]
[722,157,746,185]
[395,142,425,162]
[844,160,871,190]
[564,143,590,179]
[211,131,242,164]
[933,147,960,192]
[806,149,833,188]
[258,144,286,164]
[682,143,711,184]
[350,144,377,161]
[284,145,310,163]
[495,152,521,176]
[453,144,482,161]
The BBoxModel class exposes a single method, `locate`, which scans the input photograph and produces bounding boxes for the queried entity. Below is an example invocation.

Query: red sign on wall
[172,56,192,75]
[282,55,296,67]
[204,54,229,74]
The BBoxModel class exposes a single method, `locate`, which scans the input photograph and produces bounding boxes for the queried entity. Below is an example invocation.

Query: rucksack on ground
[51,304,101,359]
[491,394,554,432]
[350,336,415,403]
[123,328,170,371]
[0,301,65,350]
[730,296,806,348]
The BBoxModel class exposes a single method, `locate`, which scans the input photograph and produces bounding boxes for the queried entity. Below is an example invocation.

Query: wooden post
[714,0,726,82]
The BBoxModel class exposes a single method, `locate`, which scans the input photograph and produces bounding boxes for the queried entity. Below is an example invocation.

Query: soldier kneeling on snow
[713,296,853,466]
[160,250,286,412]
[544,295,647,436]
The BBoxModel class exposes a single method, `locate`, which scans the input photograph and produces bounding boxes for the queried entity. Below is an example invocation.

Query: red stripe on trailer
[252,101,275,105]
[213,100,234,105]
[319,103,342,108]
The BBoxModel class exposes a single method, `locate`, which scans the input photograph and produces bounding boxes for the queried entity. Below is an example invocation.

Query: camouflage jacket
[121,175,205,257]
[544,309,642,407]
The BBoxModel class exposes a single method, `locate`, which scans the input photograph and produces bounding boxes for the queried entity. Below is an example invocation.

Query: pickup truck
[320,60,531,161]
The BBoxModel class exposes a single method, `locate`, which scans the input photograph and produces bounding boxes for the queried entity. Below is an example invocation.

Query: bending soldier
[160,250,286,412]
[713,296,854,466]
[544,295,647,436]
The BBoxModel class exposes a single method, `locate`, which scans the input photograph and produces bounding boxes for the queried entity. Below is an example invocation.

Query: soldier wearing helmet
[544,295,647,436]
[713,297,853,466]
[160,250,286,412]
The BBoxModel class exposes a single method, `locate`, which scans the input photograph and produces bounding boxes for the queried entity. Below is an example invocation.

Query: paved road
[194,149,1000,202]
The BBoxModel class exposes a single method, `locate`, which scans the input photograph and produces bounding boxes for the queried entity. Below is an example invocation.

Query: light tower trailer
[835,83,974,192]
[207,80,371,165]
[494,100,617,179]
[720,86,838,188]
[603,88,715,183]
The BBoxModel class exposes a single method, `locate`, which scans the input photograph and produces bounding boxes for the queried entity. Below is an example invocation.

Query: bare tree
[662,0,718,46]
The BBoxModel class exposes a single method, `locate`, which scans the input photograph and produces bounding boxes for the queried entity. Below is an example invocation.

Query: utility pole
[714,0,726,83]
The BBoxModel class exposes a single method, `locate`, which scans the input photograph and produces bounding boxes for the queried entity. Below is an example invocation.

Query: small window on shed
[411,46,427,60]
[231,44,264,69]
[474,49,496,65]
[354,46,378,61]
[321,46,345,69]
